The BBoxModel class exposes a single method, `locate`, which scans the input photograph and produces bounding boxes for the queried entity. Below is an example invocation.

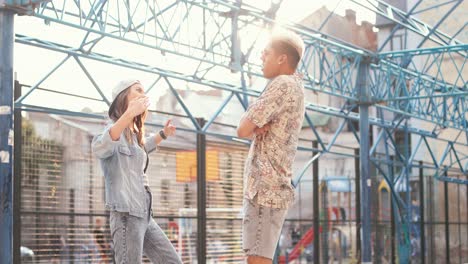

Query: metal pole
[196,118,207,264]
[230,0,242,73]
[428,177,434,262]
[0,7,15,263]
[354,148,361,261]
[444,171,450,264]
[390,156,396,264]
[13,80,22,264]
[70,189,75,262]
[357,58,372,263]
[231,0,250,108]
[89,135,94,226]
[312,140,320,264]
[418,160,425,264]
[466,175,468,264]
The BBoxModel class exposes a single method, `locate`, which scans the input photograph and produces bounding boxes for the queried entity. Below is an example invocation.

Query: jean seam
[253,205,263,255]
[123,215,128,263]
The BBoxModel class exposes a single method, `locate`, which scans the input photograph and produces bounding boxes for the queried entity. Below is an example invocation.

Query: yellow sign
[176,150,219,182]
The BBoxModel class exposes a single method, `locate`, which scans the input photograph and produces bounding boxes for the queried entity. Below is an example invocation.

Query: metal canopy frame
[1,0,467,263]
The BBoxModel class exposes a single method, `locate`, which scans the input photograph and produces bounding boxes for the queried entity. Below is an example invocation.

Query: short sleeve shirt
[242,74,305,209]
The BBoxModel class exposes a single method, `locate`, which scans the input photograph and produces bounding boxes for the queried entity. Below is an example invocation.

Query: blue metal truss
[351,0,465,48]
[10,0,465,129]
[1,0,467,263]
[14,33,467,147]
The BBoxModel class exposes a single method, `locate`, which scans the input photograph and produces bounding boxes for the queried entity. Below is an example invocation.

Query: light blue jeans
[242,197,288,260]
[109,190,182,264]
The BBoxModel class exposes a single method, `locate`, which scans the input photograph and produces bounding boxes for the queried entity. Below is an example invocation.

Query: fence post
[196,118,207,264]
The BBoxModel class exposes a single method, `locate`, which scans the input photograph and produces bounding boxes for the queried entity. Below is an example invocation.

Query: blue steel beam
[0,7,14,264]
[379,45,467,89]
[324,109,354,152]
[380,44,468,57]
[15,55,71,104]
[356,59,371,263]
[413,0,461,15]
[74,56,110,105]
[413,0,463,49]
[317,0,343,31]
[399,0,464,68]
[370,54,467,130]
[350,0,465,47]
[377,127,468,186]
[378,0,424,52]
[302,41,466,130]
[202,92,234,132]
[165,76,202,131]
[449,22,467,44]
[144,76,163,94]
[304,113,326,150]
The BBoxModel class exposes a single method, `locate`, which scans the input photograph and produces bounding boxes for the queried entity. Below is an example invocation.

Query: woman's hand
[109,95,149,141]
[126,95,150,118]
[163,119,176,137]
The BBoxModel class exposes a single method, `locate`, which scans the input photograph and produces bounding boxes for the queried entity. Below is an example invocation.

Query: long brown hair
[109,88,147,147]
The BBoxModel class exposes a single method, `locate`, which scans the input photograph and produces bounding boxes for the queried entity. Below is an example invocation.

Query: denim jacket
[92,124,157,218]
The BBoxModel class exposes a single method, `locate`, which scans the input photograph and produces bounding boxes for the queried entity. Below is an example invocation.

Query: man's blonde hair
[270,29,305,69]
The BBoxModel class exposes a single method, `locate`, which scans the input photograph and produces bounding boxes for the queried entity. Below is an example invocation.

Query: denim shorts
[242,196,288,259]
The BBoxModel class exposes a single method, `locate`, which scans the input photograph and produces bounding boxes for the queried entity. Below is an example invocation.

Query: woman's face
[126,83,146,103]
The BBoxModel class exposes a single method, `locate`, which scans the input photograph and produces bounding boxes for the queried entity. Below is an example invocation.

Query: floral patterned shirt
[242,74,305,209]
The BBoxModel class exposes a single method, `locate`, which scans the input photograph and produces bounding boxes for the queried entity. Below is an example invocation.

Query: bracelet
[159,129,167,140]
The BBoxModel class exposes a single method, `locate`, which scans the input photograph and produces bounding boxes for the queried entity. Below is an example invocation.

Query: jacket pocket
[118,145,133,156]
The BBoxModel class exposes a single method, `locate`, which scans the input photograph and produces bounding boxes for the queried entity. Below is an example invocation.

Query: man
[237,30,305,264]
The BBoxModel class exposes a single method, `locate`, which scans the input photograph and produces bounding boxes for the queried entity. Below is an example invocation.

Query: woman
[92,79,182,264]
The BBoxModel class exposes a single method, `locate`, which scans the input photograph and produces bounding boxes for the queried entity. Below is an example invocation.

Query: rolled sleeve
[144,134,158,153]
[92,125,120,159]
[244,76,290,128]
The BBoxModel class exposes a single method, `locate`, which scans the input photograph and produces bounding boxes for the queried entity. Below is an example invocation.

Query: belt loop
[145,185,151,193]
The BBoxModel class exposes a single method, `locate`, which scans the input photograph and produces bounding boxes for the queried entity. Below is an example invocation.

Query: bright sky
[13,0,377,115]
[264,0,376,24]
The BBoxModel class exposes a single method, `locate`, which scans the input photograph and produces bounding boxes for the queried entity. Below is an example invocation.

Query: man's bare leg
[247,255,272,264]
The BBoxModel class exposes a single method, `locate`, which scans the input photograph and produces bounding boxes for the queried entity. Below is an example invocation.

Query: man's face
[261,43,282,79]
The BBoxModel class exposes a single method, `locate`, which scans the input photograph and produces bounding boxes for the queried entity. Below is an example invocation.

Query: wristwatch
[159,129,167,140]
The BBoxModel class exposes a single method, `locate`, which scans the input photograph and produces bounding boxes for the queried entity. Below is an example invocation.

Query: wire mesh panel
[19,113,200,263]
[206,219,243,263]
[20,214,111,263]
[146,132,199,263]
[17,112,468,264]
[205,140,248,263]
[20,114,112,263]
